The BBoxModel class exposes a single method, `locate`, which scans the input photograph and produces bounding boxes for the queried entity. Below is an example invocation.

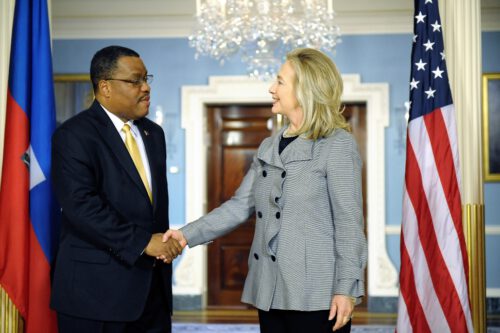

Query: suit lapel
[90,102,152,204]
[257,126,286,169]
[135,119,159,211]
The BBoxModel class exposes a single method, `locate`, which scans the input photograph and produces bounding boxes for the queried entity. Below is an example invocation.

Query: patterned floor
[173,324,258,332]
[172,323,500,333]
[172,324,395,332]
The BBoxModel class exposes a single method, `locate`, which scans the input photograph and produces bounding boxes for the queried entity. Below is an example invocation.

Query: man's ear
[99,80,111,98]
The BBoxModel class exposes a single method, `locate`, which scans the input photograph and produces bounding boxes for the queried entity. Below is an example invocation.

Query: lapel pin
[144,130,149,136]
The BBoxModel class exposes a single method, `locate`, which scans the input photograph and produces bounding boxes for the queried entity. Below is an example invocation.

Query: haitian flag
[0,0,59,331]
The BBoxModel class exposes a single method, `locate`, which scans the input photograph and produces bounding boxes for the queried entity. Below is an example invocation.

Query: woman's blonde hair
[286,48,349,140]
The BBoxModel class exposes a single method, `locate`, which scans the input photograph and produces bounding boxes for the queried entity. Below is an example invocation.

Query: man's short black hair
[90,45,140,91]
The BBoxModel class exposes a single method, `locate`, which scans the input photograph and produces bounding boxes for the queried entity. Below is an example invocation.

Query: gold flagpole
[464,204,486,333]
[0,286,23,333]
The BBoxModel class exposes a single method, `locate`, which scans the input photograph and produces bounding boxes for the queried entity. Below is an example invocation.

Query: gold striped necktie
[122,124,153,203]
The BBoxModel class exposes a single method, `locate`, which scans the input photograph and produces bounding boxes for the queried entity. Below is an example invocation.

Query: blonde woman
[164,48,367,332]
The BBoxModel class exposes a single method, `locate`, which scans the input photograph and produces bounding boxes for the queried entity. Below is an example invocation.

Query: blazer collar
[89,100,154,206]
[257,126,285,169]
[257,125,314,168]
[280,134,314,165]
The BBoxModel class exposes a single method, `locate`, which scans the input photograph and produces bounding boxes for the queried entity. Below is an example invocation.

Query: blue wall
[482,31,500,293]
[53,31,500,291]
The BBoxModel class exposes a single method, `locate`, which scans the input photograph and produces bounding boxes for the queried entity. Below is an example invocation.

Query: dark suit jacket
[50,100,171,321]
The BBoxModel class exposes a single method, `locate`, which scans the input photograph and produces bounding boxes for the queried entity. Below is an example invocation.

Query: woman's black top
[279,135,299,155]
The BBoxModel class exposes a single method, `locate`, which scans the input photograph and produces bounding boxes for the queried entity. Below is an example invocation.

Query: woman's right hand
[158,229,188,263]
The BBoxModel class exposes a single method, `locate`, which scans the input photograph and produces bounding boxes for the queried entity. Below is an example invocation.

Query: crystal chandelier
[189,0,341,80]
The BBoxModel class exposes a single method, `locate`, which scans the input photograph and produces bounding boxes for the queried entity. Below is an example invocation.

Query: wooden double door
[206,103,367,308]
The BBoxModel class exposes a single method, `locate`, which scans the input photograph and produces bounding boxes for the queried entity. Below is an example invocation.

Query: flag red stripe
[399,233,431,332]
[0,91,30,316]
[26,224,57,332]
[405,137,468,332]
[423,110,469,282]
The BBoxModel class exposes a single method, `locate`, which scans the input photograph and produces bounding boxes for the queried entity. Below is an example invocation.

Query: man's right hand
[144,233,183,262]
[158,229,187,263]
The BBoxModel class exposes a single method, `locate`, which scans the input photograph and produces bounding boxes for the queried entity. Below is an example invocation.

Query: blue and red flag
[0,0,59,331]
[396,0,473,332]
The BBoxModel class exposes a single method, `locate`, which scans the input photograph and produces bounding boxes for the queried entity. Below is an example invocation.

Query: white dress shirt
[101,105,152,191]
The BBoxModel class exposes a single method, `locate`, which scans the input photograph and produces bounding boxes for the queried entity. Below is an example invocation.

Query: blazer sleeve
[181,156,258,247]
[326,131,368,301]
[51,126,151,266]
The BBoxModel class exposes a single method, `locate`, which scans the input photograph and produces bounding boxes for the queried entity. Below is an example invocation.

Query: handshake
[144,229,187,264]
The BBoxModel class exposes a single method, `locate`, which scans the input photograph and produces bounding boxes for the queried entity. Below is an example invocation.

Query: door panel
[206,105,275,308]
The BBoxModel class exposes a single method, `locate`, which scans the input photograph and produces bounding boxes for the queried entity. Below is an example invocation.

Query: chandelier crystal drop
[189,0,341,80]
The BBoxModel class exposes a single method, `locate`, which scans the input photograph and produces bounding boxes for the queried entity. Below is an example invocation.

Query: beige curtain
[1,1,26,332]
[440,1,485,332]
[0,0,15,183]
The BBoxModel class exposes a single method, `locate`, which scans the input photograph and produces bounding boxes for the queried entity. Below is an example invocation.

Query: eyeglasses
[105,74,154,86]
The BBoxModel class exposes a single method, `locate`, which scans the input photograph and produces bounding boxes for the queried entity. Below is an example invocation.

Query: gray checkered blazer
[181,126,367,311]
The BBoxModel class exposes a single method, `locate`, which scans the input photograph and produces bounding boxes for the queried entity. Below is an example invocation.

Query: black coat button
[257,211,263,218]
[281,171,286,178]
[274,197,279,203]
[276,212,280,219]
[263,170,267,177]
[254,253,259,260]
[271,255,276,262]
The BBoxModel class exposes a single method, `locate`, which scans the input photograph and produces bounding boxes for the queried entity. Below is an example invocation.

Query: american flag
[396,0,473,332]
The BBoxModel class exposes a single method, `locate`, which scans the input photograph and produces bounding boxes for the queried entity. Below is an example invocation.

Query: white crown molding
[175,74,397,299]
[52,14,415,39]
[336,11,412,35]
[50,1,500,39]
[52,16,195,39]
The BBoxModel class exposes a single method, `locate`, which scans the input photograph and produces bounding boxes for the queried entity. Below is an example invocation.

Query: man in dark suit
[50,45,181,333]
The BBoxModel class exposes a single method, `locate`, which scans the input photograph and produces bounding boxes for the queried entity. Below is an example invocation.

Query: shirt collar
[101,104,138,135]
